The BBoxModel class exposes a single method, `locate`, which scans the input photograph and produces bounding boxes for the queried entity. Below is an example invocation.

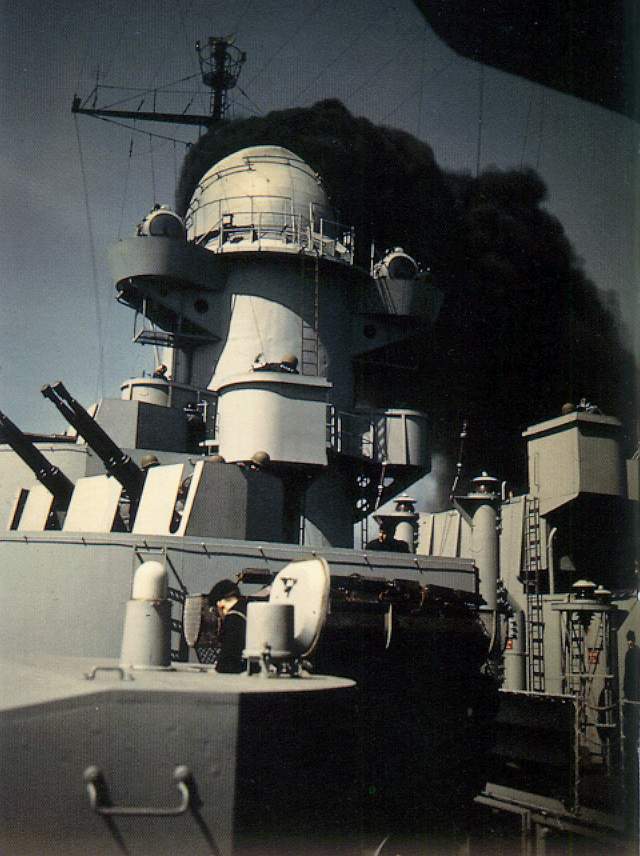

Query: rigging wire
[73,115,106,401]
[75,44,95,95]
[535,90,546,169]
[98,82,201,91]
[176,0,209,115]
[520,84,535,168]
[293,10,380,103]
[340,26,424,104]
[86,112,194,146]
[173,139,179,197]
[379,57,456,124]
[416,20,428,139]
[102,0,137,80]
[475,64,485,177]
[149,135,157,203]
[99,74,202,110]
[232,0,254,37]
[118,136,135,240]
[243,0,325,91]
[226,95,262,118]
[235,85,263,116]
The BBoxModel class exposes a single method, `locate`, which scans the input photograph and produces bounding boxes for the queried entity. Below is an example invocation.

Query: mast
[71,36,246,129]
[197,36,246,122]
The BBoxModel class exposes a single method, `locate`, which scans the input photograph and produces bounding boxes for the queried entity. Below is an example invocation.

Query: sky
[1,0,637,440]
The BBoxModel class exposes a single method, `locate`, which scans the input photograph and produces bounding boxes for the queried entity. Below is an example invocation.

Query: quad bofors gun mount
[41,381,145,509]
[0,409,74,528]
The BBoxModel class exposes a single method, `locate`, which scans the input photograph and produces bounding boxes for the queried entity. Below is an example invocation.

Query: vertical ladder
[567,616,589,739]
[300,255,320,376]
[524,496,545,692]
[356,471,371,549]
[592,613,620,770]
[359,513,369,550]
[568,618,585,695]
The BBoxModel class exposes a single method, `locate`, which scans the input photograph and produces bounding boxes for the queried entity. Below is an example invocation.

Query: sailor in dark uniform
[208,579,248,673]
[623,629,640,832]
[624,629,640,702]
[365,521,410,553]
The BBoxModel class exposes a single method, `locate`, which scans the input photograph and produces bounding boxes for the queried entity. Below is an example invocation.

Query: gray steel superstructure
[0,139,637,855]
[0,144,497,855]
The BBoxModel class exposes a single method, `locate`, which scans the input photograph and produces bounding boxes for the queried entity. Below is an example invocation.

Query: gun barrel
[0,410,74,507]
[41,382,144,502]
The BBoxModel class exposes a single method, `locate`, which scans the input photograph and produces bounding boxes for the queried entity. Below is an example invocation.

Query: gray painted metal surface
[2,136,637,855]
[0,530,477,659]
[0,656,355,855]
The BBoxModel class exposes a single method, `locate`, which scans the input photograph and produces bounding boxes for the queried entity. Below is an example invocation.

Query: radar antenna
[71,36,246,128]
[196,36,246,121]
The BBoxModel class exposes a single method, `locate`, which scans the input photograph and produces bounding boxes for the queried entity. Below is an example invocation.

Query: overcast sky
[1,0,637,434]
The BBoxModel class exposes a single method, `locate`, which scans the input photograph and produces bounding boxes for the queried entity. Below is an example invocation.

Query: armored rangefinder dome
[186,145,337,252]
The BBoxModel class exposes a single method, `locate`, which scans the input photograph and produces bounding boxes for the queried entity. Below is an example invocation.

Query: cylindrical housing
[119,600,171,669]
[503,610,526,691]
[216,374,330,465]
[472,502,499,611]
[394,519,416,552]
[120,378,170,407]
[244,602,295,661]
[131,560,168,600]
[119,560,171,669]
[376,409,429,468]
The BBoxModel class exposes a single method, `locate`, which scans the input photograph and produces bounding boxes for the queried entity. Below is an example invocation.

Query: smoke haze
[178,100,635,487]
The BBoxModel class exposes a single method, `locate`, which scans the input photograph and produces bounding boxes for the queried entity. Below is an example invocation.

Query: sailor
[366,521,410,553]
[624,630,640,702]
[251,353,300,374]
[152,363,168,379]
[208,579,247,673]
[140,453,160,471]
[279,353,299,373]
[623,628,640,811]
[115,453,160,529]
[169,475,192,533]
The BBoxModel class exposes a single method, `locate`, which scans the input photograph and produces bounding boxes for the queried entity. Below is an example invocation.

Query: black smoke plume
[177,100,635,486]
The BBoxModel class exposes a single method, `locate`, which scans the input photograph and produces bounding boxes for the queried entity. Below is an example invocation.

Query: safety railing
[187,203,354,264]
[327,407,377,459]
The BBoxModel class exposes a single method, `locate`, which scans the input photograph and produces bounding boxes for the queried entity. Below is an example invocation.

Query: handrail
[83,765,192,816]
[187,205,354,262]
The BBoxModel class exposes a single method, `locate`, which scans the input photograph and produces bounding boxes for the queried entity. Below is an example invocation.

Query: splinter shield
[182,594,220,664]
[183,594,207,647]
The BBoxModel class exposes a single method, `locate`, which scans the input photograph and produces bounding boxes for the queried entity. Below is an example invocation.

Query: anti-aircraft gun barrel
[41,382,144,503]
[0,410,74,507]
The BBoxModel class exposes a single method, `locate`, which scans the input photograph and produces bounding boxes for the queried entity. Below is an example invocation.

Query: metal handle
[84,666,132,681]
[83,765,192,816]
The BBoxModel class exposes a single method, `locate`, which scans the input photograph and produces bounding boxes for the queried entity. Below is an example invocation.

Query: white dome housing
[185,146,353,262]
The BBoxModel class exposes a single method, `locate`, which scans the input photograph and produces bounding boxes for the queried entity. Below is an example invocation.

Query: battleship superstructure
[0,39,637,853]
[0,143,496,855]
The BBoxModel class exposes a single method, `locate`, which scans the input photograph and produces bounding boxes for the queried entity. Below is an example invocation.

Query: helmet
[280,354,299,370]
[208,579,240,604]
[251,450,270,468]
[140,453,160,470]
